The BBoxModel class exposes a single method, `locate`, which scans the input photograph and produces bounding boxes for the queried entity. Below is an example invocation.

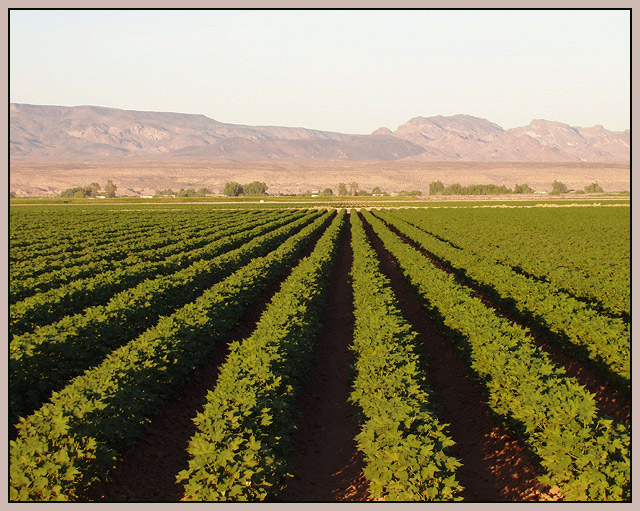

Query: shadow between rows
[358,212,551,502]
[371,212,630,423]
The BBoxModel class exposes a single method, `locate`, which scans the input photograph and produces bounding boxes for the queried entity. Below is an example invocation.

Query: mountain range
[10,103,629,162]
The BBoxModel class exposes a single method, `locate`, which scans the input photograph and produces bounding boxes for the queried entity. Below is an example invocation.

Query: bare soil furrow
[278,217,370,502]
[86,223,328,502]
[373,213,630,424]
[360,213,550,502]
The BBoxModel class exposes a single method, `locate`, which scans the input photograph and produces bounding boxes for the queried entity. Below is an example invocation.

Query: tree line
[429,180,604,196]
[223,181,268,197]
[154,188,210,197]
[428,181,533,195]
[551,181,604,195]
[60,180,117,198]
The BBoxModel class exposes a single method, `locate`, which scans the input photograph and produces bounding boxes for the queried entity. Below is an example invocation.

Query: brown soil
[374,213,630,425]
[278,218,370,502]
[85,223,327,502]
[359,212,552,502]
[10,159,631,198]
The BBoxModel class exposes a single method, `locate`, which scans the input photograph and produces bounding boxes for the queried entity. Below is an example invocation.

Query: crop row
[9,210,324,423]
[10,209,170,263]
[374,209,630,386]
[9,209,248,278]
[10,210,336,501]
[362,210,629,501]
[10,210,259,302]
[178,211,345,501]
[348,212,461,501]
[10,210,306,335]
[399,207,630,318]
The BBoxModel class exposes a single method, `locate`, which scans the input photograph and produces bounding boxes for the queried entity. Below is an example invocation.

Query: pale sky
[9,9,631,134]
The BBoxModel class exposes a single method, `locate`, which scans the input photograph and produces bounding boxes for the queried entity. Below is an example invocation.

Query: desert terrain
[9,159,630,198]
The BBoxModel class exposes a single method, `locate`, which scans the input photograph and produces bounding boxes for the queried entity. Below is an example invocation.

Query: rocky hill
[10,103,629,162]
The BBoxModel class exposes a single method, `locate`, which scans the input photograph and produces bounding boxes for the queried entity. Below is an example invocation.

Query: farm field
[8,202,630,502]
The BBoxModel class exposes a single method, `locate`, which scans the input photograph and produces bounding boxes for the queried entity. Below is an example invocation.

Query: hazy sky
[10,9,630,134]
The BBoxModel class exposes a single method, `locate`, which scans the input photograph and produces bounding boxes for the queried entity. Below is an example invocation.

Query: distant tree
[584,182,604,193]
[87,182,101,196]
[371,187,383,195]
[338,183,348,196]
[154,189,176,197]
[224,181,243,196]
[550,180,568,195]
[448,184,464,195]
[349,182,359,196]
[196,188,210,197]
[177,188,198,197]
[356,190,371,196]
[60,188,77,198]
[243,181,268,196]
[60,185,99,198]
[320,188,333,196]
[514,183,534,194]
[429,181,445,195]
[105,180,117,198]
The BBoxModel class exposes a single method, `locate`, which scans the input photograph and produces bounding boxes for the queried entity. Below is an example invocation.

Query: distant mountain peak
[9,103,629,163]
[371,126,393,135]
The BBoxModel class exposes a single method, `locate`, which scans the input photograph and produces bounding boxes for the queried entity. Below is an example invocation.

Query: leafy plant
[10,211,335,501]
[349,212,462,501]
[178,211,345,501]
[362,209,630,502]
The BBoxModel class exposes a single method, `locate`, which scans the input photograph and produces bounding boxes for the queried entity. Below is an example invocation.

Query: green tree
[105,180,117,198]
[224,181,243,197]
[550,180,568,195]
[514,183,534,194]
[371,187,383,195]
[338,183,348,196]
[243,181,268,196]
[177,188,198,197]
[429,181,445,195]
[584,182,604,193]
[320,188,333,196]
[196,188,210,197]
[154,189,176,197]
[60,187,78,198]
[60,185,97,198]
[349,182,359,196]
[88,182,101,197]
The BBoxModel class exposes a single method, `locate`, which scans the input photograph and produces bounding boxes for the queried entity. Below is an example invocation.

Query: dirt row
[370,211,630,425]
[358,213,552,501]
[277,222,369,501]
[83,210,621,502]
[85,220,330,502]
